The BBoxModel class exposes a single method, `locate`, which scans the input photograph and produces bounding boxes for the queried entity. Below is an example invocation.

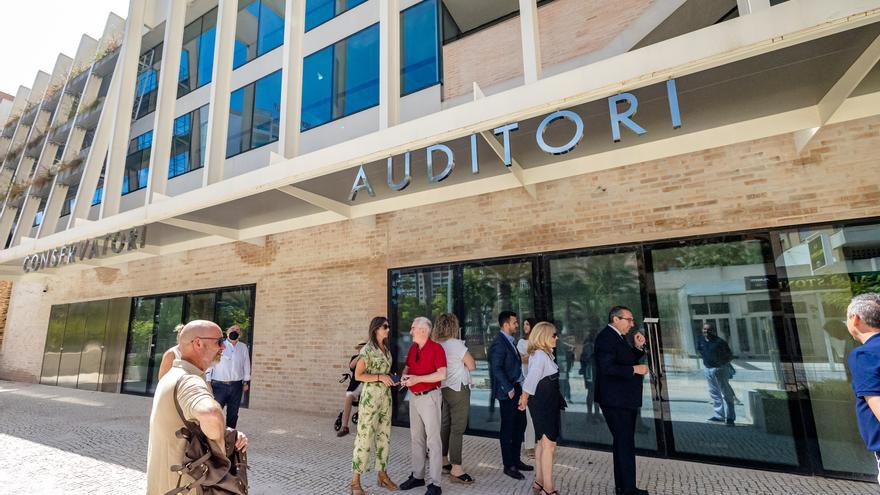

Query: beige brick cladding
[442,0,655,100]
[0,281,12,347]
[2,114,880,414]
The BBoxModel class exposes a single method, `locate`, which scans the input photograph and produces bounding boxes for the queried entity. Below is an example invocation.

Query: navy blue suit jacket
[489,332,521,400]
[594,325,646,410]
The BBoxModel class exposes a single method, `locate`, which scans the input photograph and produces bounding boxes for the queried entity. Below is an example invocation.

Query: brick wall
[442,0,655,100]
[0,281,12,347]
[2,114,879,414]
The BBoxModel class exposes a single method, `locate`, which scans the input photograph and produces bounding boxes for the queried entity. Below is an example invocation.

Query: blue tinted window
[226,70,280,157]
[33,210,44,227]
[252,70,282,148]
[343,25,380,115]
[300,24,379,130]
[170,106,208,178]
[123,131,153,194]
[305,0,367,31]
[401,0,440,95]
[198,21,216,87]
[301,46,333,131]
[134,45,163,120]
[92,187,103,206]
[258,0,285,56]
[234,0,284,69]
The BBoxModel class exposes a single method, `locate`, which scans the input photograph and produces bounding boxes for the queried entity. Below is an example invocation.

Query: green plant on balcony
[93,38,121,64]
[6,144,24,162]
[68,63,88,81]
[76,97,103,117]
[8,181,28,200]
[56,157,84,175]
[44,82,64,101]
[26,132,46,150]
[3,114,20,133]
[30,166,55,190]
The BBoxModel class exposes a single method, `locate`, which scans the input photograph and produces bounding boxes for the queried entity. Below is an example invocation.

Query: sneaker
[707,417,724,423]
[425,484,442,495]
[400,474,426,491]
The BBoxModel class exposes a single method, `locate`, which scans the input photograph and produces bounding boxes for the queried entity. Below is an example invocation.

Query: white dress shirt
[522,350,559,396]
[206,339,251,382]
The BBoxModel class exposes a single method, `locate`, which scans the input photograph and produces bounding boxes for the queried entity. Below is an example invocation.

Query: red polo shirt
[406,338,447,393]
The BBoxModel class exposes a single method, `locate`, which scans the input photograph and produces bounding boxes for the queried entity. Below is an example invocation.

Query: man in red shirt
[400,317,448,495]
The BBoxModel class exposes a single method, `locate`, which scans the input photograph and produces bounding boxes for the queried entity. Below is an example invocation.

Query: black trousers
[602,406,638,493]
[212,381,244,428]
[498,383,527,468]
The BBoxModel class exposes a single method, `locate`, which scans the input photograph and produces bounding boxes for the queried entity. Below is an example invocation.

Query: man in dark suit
[595,306,649,495]
[489,310,533,480]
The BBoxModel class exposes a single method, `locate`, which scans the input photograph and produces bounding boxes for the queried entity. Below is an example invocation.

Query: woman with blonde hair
[157,323,186,380]
[518,322,564,495]
[433,313,477,484]
[517,317,539,459]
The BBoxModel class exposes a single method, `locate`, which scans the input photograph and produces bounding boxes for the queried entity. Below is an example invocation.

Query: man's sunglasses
[194,336,225,346]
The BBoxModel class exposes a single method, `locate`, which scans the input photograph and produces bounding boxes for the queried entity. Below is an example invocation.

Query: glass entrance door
[647,237,801,467]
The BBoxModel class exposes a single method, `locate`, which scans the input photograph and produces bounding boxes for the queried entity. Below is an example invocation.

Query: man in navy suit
[489,310,533,480]
[595,306,649,495]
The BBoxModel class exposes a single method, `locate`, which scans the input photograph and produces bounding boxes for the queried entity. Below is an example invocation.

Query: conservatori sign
[22,226,147,273]
[349,79,683,201]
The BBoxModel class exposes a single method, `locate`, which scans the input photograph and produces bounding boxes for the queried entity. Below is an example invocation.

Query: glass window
[60,182,77,217]
[776,222,880,476]
[122,297,156,394]
[179,8,218,97]
[305,0,367,31]
[226,70,280,157]
[300,24,379,131]
[92,165,105,206]
[186,292,216,321]
[234,0,285,69]
[170,105,209,178]
[147,296,184,395]
[134,44,163,120]
[123,131,152,194]
[401,0,440,95]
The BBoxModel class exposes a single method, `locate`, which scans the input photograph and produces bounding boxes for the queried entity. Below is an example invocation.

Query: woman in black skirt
[518,322,563,495]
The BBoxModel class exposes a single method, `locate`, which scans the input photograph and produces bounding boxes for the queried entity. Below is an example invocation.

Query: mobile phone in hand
[390,373,400,384]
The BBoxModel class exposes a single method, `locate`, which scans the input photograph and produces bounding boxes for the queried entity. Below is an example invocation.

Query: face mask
[228,331,240,341]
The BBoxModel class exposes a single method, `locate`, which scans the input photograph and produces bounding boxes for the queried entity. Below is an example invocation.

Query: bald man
[146,320,248,494]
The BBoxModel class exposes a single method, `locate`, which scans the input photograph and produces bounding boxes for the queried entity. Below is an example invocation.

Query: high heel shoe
[531,480,544,495]
[377,471,398,491]
[350,477,365,495]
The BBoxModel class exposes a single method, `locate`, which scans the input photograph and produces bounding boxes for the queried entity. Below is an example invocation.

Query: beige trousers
[409,388,443,485]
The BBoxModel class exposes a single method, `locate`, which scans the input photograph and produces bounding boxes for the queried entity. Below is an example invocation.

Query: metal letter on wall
[387,152,412,191]
[426,144,455,183]
[349,165,376,201]
[608,93,647,142]
[536,110,584,155]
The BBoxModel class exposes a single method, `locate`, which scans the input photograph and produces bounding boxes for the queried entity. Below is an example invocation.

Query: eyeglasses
[617,317,635,323]
[552,333,558,338]
[381,323,390,329]
[193,336,225,346]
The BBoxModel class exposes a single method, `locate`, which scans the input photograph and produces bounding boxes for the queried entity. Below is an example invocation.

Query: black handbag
[165,378,249,495]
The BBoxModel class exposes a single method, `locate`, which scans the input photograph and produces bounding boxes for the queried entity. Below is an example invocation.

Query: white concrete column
[11,195,40,246]
[519,0,542,84]
[0,207,18,246]
[146,0,187,200]
[36,183,69,237]
[100,0,147,218]
[737,0,771,15]
[278,0,306,159]
[379,0,401,129]
[202,0,239,186]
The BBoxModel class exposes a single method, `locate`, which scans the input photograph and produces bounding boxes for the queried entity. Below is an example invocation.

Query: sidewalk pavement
[0,380,875,494]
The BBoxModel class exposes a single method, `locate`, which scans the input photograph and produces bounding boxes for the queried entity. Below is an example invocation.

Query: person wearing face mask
[205,324,252,429]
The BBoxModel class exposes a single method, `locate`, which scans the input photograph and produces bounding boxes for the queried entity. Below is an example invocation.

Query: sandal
[531,480,544,495]
[449,473,475,484]
[350,478,365,495]
[337,426,350,437]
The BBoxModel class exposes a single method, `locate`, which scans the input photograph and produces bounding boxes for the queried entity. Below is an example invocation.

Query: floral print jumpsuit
[351,342,393,473]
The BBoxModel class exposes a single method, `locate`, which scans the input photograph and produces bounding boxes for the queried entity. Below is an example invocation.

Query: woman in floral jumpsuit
[350,316,399,495]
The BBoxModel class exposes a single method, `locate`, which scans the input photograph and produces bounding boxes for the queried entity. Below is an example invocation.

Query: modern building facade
[0,0,880,483]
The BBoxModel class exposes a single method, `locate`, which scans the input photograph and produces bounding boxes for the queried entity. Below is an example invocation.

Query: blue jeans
[704,367,735,422]
[212,381,243,428]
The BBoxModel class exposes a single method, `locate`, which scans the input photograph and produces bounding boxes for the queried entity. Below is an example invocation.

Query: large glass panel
[462,261,534,433]
[78,300,110,391]
[123,131,152,194]
[305,0,367,31]
[776,222,880,476]
[252,70,282,148]
[339,24,380,117]
[548,251,657,450]
[170,105,209,177]
[187,292,216,321]
[217,288,254,334]
[133,44,163,120]
[401,0,440,95]
[179,16,202,96]
[198,12,217,87]
[100,298,132,393]
[122,297,156,394]
[57,303,88,389]
[301,46,333,131]
[257,0,285,56]
[234,0,261,68]
[651,239,799,465]
[227,84,254,156]
[148,296,185,394]
[40,305,69,386]
[390,267,455,423]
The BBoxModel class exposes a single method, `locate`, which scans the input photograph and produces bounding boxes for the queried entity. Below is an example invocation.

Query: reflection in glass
[234,0,285,69]
[549,251,657,450]
[401,0,440,95]
[133,43,163,120]
[653,239,798,465]
[305,0,367,31]
[78,300,110,391]
[123,131,153,194]
[777,223,880,475]
[226,70,280,157]
[187,292,216,321]
[301,46,333,130]
[40,305,69,386]
[122,297,156,394]
[170,105,209,178]
[148,296,185,395]
[57,303,87,389]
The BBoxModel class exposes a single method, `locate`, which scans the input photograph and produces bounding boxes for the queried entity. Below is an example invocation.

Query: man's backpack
[165,378,249,495]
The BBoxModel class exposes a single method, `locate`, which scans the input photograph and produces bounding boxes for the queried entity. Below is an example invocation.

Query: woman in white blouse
[518,322,563,495]
[433,313,477,484]
[517,317,539,459]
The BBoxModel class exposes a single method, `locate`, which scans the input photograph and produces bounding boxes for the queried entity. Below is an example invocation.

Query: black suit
[489,331,527,468]
[594,325,646,495]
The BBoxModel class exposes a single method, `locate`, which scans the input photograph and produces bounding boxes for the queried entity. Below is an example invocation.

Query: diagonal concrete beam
[794,33,880,153]
[277,185,352,218]
[159,216,265,247]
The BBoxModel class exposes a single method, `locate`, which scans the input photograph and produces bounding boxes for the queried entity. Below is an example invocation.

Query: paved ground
[0,380,876,495]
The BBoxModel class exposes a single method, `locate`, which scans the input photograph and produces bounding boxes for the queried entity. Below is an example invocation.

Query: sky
[0,0,131,96]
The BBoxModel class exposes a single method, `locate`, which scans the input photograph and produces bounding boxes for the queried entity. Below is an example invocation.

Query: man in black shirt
[696,323,736,426]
